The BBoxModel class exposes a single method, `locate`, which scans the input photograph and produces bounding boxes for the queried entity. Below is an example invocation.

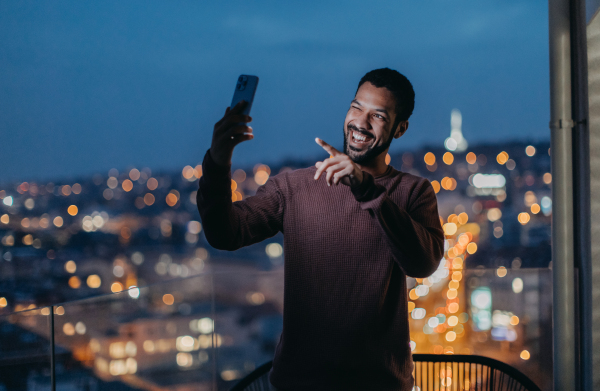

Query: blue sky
[0,1,549,183]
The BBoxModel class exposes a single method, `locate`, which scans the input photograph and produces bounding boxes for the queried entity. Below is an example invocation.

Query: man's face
[343,82,398,165]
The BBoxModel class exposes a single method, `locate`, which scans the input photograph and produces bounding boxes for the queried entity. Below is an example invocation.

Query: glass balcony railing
[0,306,53,390]
[0,267,551,391]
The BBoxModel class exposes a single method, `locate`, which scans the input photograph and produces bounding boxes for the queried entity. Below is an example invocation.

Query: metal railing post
[548,0,577,390]
[50,305,56,391]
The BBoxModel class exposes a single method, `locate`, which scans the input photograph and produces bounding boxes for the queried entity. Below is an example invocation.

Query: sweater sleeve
[197,149,284,251]
[351,172,444,278]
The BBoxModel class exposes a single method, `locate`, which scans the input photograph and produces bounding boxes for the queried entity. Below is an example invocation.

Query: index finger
[315,138,341,157]
[229,100,248,115]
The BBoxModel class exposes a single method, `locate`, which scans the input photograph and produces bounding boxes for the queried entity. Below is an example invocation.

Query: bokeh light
[424,152,436,165]
[63,323,75,336]
[64,260,77,273]
[487,208,502,222]
[122,179,133,192]
[496,266,507,277]
[233,169,246,183]
[442,152,454,165]
[443,223,457,236]
[254,171,269,186]
[182,165,195,180]
[163,294,175,305]
[147,178,159,190]
[67,205,78,216]
[543,173,552,184]
[466,242,478,254]
[512,278,524,293]
[68,276,81,289]
[496,151,509,165]
[266,243,283,258]
[466,152,477,164]
[166,193,178,207]
[187,221,202,235]
[518,212,531,225]
[107,177,118,189]
[129,168,140,181]
[144,193,155,206]
[87,275,101,288]
[53,216,64,227]
[111,282,124,293]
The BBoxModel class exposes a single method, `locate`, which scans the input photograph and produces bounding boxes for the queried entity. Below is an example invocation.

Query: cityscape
[0,116,553,391]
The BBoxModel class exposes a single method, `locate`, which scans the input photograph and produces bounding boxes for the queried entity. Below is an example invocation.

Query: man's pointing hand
[313,138,364,187]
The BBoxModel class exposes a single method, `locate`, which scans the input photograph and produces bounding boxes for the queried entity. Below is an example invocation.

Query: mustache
[347,124,374,139]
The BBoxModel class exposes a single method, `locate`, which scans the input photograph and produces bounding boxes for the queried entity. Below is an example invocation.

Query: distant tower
[444,109,468,152]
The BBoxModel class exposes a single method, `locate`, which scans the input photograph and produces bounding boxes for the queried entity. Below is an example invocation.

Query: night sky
[0,1,549,184]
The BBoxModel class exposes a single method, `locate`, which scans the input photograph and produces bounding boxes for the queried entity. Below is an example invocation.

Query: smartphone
[231,75,259,117]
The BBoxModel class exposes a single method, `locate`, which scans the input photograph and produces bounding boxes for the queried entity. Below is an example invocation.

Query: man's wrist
[350,171,374,201]
[204,149,232,176]
[208,148,231,168]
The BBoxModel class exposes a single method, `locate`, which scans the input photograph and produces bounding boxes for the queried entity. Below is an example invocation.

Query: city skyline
[0,137,553,389]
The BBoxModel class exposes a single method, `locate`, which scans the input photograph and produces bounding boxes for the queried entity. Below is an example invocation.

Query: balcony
[0,266,550,390]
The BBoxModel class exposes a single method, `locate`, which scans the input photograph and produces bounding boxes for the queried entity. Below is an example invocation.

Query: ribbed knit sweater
[197,149,444,391]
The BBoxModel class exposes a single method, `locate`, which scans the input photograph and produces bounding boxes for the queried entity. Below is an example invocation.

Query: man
[197,68,444,391]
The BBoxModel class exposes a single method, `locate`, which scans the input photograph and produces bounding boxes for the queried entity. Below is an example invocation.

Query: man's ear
[394,121,409,139]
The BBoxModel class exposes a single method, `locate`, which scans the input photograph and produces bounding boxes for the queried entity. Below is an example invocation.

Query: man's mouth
[350,130,374,145]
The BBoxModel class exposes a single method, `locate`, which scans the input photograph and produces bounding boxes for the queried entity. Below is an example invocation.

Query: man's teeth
[353,131,367,142]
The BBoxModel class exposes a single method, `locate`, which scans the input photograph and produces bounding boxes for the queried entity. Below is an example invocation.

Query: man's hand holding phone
[209,101,253,167]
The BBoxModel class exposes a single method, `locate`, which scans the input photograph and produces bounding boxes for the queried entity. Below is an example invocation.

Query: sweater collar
[374,164,394,179]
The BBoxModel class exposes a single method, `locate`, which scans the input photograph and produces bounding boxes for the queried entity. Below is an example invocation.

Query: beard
[343,123,394,165]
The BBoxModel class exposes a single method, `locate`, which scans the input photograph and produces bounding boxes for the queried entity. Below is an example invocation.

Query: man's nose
[354,112,371,130]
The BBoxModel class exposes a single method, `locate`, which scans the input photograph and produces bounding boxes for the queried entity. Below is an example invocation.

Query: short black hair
[357,68,415,131]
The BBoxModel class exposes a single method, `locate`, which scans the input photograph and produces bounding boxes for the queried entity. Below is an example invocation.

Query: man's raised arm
[197,102,284,251]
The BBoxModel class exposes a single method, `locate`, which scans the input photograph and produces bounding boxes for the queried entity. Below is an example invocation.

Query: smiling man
[197,68,444,391]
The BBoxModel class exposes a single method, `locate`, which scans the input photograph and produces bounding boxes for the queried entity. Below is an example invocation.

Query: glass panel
[0,306,52,391]
[54,274,214,390]
[0,268,551,390]
[408,267,552,391]
[212,270,284,390]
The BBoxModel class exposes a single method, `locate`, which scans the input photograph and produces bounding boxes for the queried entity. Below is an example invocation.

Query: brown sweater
[197,149,444,391]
